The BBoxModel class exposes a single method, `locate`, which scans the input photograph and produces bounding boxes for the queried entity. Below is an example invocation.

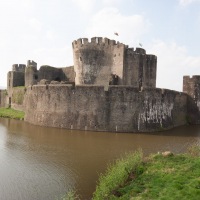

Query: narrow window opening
[55,77,61,82]
[34,74,38,80]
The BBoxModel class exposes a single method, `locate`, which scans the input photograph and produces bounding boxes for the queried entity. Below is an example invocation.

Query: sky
[0,0,200,91]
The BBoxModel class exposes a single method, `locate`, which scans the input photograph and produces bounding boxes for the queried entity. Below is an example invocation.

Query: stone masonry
[1,37,200,132]
[72,37,157,89]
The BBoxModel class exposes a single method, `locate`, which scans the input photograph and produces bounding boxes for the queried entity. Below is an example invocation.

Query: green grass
[0,107,25,120]
[93,148,200,200]
[93,150,143,200]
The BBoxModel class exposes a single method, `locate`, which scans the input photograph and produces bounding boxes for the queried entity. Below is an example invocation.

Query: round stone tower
[25,60,38,87]
[72,37,124,86]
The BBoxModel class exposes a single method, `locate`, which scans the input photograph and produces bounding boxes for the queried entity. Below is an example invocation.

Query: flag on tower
[114,32,119,36]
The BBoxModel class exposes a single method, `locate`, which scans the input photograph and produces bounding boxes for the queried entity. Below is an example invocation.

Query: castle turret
[7,64,26,89]
[183,75,200,124]
[12,64,26,72]
[72,37,157,88]
[72,37,119,86]
[25,60,38,87]
[183,75,200,103]
[143,54,157,88]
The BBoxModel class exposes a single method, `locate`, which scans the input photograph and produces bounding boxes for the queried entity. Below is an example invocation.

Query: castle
[0,37,200,132]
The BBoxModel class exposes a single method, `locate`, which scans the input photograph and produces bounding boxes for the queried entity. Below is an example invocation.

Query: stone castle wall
[0,90,7,108]
[11,87,26,111]
[12,64,26,72]
[7,71,25,88]
[23,85,188,132]
[2,37,200,132]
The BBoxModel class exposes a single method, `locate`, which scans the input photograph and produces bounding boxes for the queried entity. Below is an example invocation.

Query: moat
[0,118,200,200]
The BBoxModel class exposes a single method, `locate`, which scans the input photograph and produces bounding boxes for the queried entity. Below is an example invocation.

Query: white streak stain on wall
[138,99,174,130]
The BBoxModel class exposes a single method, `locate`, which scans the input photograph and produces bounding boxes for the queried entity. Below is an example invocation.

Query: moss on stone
[12,87,25,105]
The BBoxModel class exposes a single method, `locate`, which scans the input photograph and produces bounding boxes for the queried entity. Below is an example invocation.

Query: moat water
[0,118,200,200]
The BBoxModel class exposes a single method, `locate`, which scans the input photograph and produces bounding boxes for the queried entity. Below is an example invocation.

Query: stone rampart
[23,85,188,132]
[0,90,7,108]
[12,64,26,72]
[11,87,26,111]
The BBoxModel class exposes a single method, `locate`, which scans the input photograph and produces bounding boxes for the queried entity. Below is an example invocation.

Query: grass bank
[0,107,25,120]
[92,147,200,200]
[61,147,200,199]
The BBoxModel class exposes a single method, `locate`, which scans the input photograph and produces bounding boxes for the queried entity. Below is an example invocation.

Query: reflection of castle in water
[1,37,200,132]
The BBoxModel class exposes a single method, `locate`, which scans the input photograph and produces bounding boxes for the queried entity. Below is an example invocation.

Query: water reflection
[0,118,200,199]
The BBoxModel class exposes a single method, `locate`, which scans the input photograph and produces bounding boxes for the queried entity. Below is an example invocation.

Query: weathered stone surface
[183,76,200,124]
[11,87,26,111]
[72,37,157,88]
[23,85,188,132]
[0,90,7,108]
[38,79,50,85]
[7,71,25,88]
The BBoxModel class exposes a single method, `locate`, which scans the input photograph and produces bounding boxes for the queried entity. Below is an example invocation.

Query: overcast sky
[0,0,200,91]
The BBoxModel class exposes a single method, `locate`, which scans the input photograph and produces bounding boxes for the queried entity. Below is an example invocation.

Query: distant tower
[183,75,200,105]
[25,60,38,87]
[7,64,26,89]
[183,75,200,124]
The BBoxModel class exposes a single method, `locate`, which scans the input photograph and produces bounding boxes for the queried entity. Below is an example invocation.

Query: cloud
[33,46,73,67]
[28,18,42,32]
[71,0,95,12]
[149,40,200,91]
[179,0,200,6]
[46,30,55,40]
[86,7,150,45]
[102,0,123,6]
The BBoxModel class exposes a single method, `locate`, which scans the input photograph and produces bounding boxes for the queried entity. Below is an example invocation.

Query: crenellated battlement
[72,37,127,49]
[146,54,157,60]
[135,47,146,54]
[27,60,37,69]
[183,75,200,83]
[12,64,26,72]
[126,47,147,55]
[183,75,200,97]
[72,37,148,55]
